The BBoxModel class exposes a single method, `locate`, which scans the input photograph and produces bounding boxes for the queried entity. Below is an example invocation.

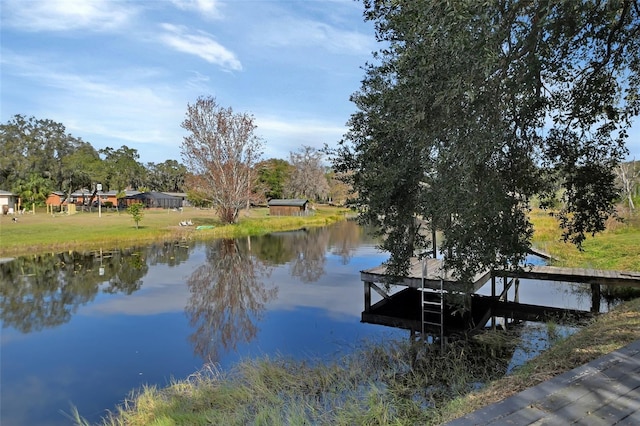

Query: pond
[0,221,634,425]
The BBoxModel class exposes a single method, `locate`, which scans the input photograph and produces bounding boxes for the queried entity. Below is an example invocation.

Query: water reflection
[185,238,277,361]
[0,223,370,340]
[0,249,150,332]
[252,221,371,282]
[0,221,391,426]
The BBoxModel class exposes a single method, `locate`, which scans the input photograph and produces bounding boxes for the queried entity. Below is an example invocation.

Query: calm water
[0,221,632,425]
[1,222,405,425]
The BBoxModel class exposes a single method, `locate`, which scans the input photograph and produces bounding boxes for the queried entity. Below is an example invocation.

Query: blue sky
[2,0,639,165]
[1,0,376,164]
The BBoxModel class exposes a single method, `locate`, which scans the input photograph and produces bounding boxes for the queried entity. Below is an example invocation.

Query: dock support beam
[364,281,372,313]
[591,284,601,313]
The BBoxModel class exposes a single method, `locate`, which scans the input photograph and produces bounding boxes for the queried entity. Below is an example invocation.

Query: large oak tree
[333,0,640,284]
[181,96,264,223]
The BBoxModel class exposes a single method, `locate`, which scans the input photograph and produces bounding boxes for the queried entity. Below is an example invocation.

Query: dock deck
[360,258,491,292]
[361,258,640,290]
[445,339,640,425]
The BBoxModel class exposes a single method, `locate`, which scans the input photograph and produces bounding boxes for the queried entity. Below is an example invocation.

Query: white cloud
[1,0,136,32]
[257,116,346,153]
[170,0,222,19]
[158,23,242,71]
[258,117,345,137]
[256,16,374,55]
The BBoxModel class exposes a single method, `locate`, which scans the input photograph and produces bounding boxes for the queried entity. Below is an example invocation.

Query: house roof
[0,190,16,196]
[124,191,180,200]
[268,199,309,207]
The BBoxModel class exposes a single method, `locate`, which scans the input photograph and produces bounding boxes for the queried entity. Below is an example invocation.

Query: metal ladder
[421,257,444,345]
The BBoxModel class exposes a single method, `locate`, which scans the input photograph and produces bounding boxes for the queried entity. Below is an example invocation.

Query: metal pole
[421,256,426,340]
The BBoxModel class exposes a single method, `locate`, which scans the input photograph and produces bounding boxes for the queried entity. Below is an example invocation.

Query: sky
[1,0,377,164]
[1,0,639,165]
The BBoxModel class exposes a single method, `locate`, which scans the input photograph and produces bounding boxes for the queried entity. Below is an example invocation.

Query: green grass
[437,297,640,423]
[76,335,519,426]
[0,206,350,257]
[530,208,640,271]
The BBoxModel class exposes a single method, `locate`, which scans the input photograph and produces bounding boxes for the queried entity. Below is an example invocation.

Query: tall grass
[438,297,640,423]
[78,334,518,426]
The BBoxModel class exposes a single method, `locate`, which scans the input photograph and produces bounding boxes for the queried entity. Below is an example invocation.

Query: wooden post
[591,283,601,313]
[432,225,437,259]
[502,276,508,301]
[364,281,372,313]
[491,275,496,330]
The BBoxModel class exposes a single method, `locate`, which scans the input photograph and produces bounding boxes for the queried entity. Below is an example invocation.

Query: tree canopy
[333,0,640,283]
[256,158,292,201]
[0,114,189,206]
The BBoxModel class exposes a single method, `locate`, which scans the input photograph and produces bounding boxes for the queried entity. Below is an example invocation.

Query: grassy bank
[436,297,640,423]
[0,206,349,258]
[530,208,640,271]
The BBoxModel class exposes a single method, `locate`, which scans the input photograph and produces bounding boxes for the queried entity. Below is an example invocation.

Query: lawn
[529,208,640,271]
[0,206,350,257]
[2,205,638,272]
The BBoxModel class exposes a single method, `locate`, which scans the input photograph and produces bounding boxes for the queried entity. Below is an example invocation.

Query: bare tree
[616,160,639,214]
[181,96,264,223]
[285,145,329,201]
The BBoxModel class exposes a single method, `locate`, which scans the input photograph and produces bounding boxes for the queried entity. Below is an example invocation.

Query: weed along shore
[0,205,350,258]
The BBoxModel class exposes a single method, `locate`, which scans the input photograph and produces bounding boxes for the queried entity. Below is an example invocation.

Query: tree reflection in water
[185,238,277,362]
[0,222,371,352]
[0,249,150,333]
[289,228,329,283]
[327,220,369,265]
[251,220,372,284]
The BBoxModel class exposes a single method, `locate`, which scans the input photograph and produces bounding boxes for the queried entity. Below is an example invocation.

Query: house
[46,189,141,210]
[0,190,19,214]
[267,199,310,216]
[122,192,182,209]
[162,192,191,207]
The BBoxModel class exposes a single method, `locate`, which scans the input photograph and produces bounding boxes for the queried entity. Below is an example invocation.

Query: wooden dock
[360,258,640,333]
[361,258,640,290]
[360,257,492,293]
[497,265,640,287]
[445,339,640,425]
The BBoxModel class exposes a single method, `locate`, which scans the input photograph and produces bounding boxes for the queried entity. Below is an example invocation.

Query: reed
[74,334,520,425]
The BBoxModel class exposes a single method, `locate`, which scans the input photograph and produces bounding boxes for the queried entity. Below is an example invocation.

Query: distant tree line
[0,113,352,211]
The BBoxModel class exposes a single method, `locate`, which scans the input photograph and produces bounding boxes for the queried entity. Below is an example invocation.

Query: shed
[268,199,310,216]
[0,190,19,214]
[122,191,182,209]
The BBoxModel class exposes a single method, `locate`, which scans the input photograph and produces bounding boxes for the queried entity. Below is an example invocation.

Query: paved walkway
[446,339,640,425]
